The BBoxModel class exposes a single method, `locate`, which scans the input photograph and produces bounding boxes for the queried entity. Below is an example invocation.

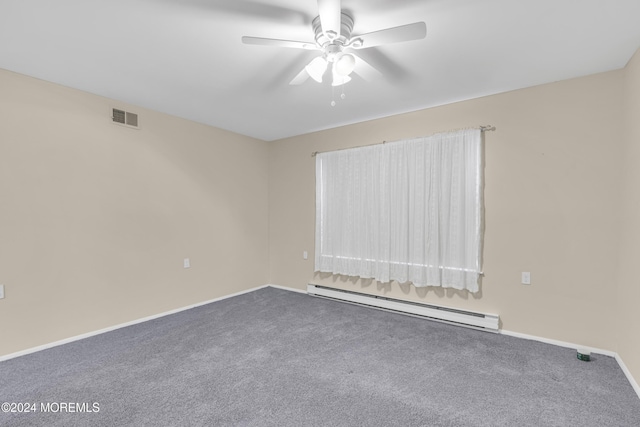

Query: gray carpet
[1,287,639,426]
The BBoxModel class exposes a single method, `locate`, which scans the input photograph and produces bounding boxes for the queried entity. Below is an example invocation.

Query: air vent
[112,108,139,129]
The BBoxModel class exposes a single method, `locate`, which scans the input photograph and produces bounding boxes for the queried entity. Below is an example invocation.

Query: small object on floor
[577,348,591,361]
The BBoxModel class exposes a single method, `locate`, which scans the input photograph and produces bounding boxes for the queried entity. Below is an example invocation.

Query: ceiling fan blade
[352,54,383,82]
[317,0,341,39]
[242,36,317,50]
[353,22,427,49]
[289,68,310,85]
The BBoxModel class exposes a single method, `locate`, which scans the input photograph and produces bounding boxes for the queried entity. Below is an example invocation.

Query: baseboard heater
[307,284,500,333]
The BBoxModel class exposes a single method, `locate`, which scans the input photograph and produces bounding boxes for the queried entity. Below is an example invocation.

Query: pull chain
[330,83,347,107]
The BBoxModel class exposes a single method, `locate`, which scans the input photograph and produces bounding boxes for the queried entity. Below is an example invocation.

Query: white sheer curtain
[315,129,483,292]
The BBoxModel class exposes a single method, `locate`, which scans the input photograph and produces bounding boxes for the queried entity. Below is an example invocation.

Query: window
[315,128,483,292]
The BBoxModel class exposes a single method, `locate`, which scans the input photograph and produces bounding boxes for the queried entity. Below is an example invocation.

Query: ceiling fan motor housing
[312,13,354,49]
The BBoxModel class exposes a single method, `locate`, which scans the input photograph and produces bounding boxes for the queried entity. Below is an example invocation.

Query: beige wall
[269,70,625,353]
[0,69,269,356]
[617,49,640,382]
[1,52,638,384]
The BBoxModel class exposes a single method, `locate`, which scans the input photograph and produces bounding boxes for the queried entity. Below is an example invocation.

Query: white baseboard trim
[0,284,270,363]
[500,329,617,357]
[616,353,640,400]
[501,329,639,400]
[267,284,307,294]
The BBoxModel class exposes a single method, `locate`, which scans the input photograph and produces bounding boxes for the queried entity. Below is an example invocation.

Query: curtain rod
[311,125,495,157]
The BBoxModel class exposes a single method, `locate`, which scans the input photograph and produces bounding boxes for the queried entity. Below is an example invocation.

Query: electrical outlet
[303,251,308,260]
[184,258,191,269]
[0,284,4,299]
[521,272,531,285]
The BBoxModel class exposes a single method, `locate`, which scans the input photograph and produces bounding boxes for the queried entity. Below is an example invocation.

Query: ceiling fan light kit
[242,0,427,104]
[331,70,351,87]
[305,57,328,83]
[335,53,356,76]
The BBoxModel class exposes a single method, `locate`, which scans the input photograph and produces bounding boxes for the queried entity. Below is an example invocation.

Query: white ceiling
[1,0,639,141]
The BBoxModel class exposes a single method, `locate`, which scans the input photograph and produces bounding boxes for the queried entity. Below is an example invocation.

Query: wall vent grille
[112,108,139,128]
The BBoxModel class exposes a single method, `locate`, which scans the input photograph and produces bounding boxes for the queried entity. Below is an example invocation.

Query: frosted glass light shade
[332,69,352,86]
[335,53,356,76]
[306,57,328,83]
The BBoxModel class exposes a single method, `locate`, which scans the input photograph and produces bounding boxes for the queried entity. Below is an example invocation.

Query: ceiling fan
[241,0,427,87]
